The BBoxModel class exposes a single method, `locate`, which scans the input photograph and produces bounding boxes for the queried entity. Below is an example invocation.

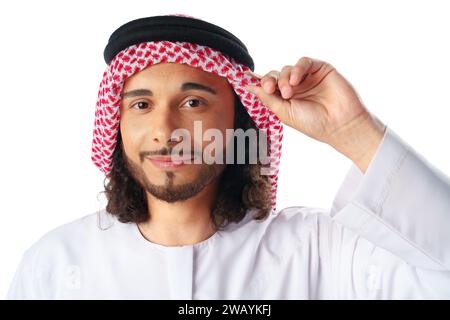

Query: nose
[150,105,181,146]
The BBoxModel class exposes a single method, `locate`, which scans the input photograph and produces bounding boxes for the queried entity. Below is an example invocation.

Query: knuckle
[267,70,280,79]
[298,56,311,64]
[281,65,292,73]
[324,61,334,70]
[291,65,302,74]
[262,70,279,83]
[278,76,288,85]
[261,76,276,85]
[279,66,292,85]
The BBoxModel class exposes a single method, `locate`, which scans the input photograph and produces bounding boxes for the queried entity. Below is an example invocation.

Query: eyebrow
[122,82,217,99]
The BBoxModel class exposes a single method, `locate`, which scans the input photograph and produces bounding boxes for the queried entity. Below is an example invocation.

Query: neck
[137,180,220,247]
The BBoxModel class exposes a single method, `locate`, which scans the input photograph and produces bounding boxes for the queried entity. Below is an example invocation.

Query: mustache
[140,147,202,160]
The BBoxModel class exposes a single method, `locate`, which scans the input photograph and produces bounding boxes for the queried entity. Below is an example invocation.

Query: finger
[289,57,324,86]
[244,69,263,79]
[278,65,294,99]
[259,70,280,94]
[244,84,290,122]
[245,69,278,93]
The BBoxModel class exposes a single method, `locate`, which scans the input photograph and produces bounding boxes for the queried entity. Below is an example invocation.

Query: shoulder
[22,209,120,267]
[255,205,334,253]
[268,205,333,234]
[7,210,121,299]
[242,205,335,238]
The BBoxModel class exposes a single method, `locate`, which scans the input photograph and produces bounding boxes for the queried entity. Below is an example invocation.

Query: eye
[183,98,204,108]
[130,101,149,110]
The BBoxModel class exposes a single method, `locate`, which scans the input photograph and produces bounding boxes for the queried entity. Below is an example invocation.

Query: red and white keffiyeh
[91,40,283,210]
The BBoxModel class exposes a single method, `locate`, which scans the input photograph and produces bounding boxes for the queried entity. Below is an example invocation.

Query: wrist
[329,112,386,173]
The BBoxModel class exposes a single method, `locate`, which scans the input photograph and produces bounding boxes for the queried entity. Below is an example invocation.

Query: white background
[1,0,449,298]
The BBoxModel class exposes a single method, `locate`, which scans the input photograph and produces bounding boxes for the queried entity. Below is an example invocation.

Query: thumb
[245,84,291,124]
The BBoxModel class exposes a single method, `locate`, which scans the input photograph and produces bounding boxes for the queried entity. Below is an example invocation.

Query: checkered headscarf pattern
[92,40,283,210]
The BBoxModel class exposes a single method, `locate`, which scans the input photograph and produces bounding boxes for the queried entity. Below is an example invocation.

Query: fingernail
[282,86,290,98]
[290,74,299,85]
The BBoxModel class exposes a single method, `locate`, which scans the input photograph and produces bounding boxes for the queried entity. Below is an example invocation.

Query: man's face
[119,62,235,203]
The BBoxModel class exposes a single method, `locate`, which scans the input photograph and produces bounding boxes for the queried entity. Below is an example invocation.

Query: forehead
[124,62,227,86]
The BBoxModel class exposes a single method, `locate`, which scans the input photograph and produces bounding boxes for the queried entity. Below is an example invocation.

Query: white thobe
[6,127,450,299]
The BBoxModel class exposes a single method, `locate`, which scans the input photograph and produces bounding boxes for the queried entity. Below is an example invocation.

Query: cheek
[205,100,235,130]
[119,118,143,160]
[195,109,234,153]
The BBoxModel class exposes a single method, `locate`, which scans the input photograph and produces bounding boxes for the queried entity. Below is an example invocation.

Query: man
[7,14,450,299]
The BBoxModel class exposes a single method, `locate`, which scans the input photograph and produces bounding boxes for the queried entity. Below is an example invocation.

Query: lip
[146,156,194,169]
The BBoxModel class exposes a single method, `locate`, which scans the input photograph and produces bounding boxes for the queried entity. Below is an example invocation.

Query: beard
[123,152,225,203]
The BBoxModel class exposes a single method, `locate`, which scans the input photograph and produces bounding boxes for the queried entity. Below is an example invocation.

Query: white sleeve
[326,126,450,299]
[5,248,41,300]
